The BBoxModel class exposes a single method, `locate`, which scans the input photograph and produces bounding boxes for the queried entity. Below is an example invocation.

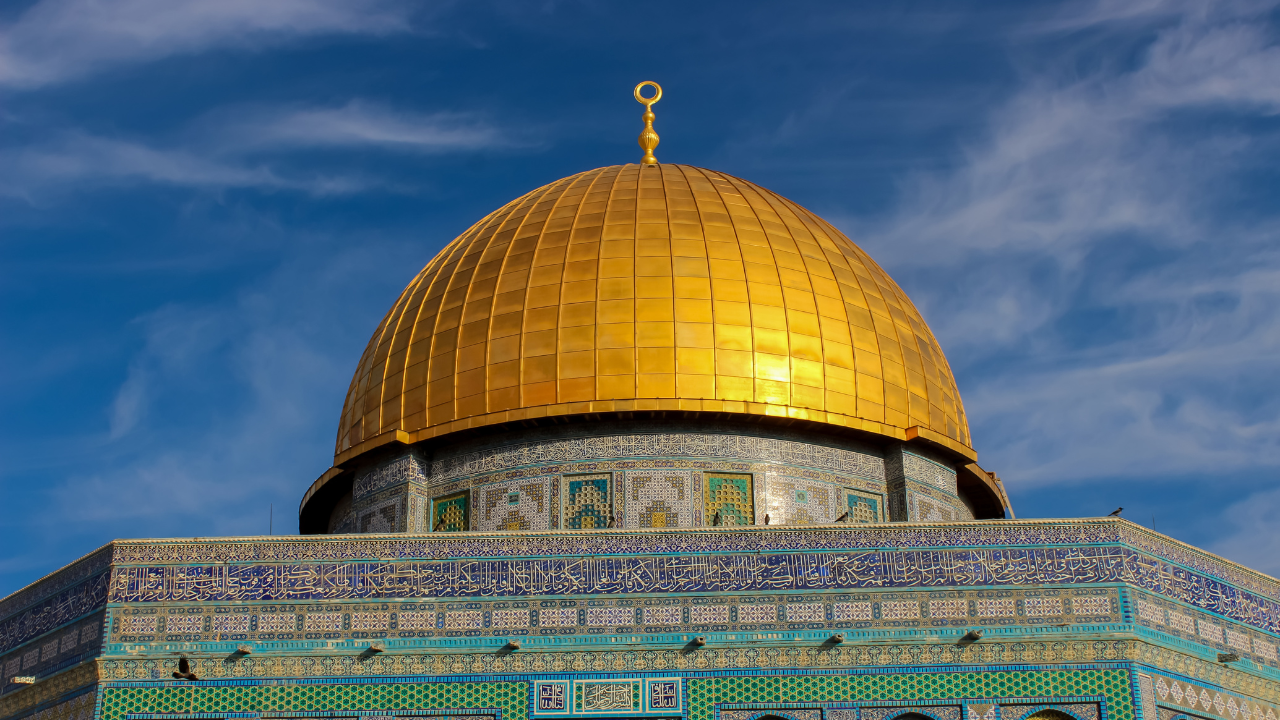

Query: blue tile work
[844,490,882,523]
[102,587,1126,645]
[705,474,754,526]
[97,544,1267,634]
[0,612,102,695]
[431,492,469,532]
[0,572,108,657]
[562,474,611,530]
[56,523,1278,638]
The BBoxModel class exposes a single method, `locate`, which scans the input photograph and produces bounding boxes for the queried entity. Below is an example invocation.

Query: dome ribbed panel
[335,164,969,459]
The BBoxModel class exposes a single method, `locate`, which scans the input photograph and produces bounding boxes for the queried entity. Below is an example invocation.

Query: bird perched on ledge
[1107,508,1123,517]
[172,658,198,681]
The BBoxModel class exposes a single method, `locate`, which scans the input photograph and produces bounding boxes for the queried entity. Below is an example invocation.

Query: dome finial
[634,81,662,165]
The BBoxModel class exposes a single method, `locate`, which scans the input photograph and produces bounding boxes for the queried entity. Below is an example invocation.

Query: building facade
[2,163,1277,720]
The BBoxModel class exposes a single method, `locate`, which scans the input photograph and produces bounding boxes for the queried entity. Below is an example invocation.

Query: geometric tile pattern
[1132,592,1279,666]
[684,669,1135,720]
[431,430,886,485]
[843,489,882,523]
[107,586,1111,635]
[909,490,960,522]
[82,521,1280,634]
[625,471,693,528]
[0,613,102,689]
[563,474,612,530]
[476,478,552,532]
[17,690,95,720]
[96,681,524,720]
[431,492,468,532]
[902,451,958,494]
[95,638,1157,689]
[862,707,960,720]
[766,476,834,525]
[90,669,1139,720]
[720,711,823,720]
[1151,674,1280,720]
[705,473,754,526]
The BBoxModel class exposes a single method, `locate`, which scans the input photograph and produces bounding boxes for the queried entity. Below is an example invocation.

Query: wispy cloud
[0,131,374,197]
[843,0,1280,489]
[0,0,411,89]
[0,102,508,197]
[221,102,505,153]
[1212,485,1280,576]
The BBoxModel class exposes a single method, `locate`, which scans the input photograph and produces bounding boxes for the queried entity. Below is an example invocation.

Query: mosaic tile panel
[475,478,553,532]
[834,601,874,620]
[354,454,427,500]
[491,609,530,628]
[786,603,825,622]
[720,710,822,720]
[1131,591,1280,667]
[625,471,693,529]
[433,431,885,484]
[92,520,1279,605]
[977,599,1017,618]
[585,607,634,626]
[1151,674,1280,720]
[690,605,731,623]
[13,690,95,720]
[95,681,524,720]
[359,496,401,533]
[843,489,883,523]
[766,475,837,525]
[737,604,778,624]
[902,451,959,494]
[0,573,108,658]
[1007,704,1101,720]
[929,600,968,619]
[563,474,612,530]
[105,548,1155,611]
[539,608,578,627]
[909,489,962,523]
[705,473,754,526]
[431,492,469,532]
[686,669,1134,720]
[1,613,102,694]
[862,706,961,720]
[575,680,640,713]
[642,606,682,625]
[100,589,1126,645]
[1025,598,1064,617]
[15,517,1274,640]
[881,600,922,620]
[408,490,431,534]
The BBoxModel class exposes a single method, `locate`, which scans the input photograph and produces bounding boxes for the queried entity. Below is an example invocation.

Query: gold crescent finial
[634,81,662,165]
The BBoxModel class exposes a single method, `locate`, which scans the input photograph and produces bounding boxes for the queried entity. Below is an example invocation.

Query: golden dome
[335,164,972,465]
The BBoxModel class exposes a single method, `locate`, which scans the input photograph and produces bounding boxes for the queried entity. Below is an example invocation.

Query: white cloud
[0,0,411,89]
[0,102,508,196]
[1211,484,1280,577]
[43,238,413,538]
[0,131,375,197]
[842,0,1280,489]
[222,101,504,153]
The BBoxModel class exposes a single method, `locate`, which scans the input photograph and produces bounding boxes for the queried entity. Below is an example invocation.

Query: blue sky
[2,0,1279,595]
